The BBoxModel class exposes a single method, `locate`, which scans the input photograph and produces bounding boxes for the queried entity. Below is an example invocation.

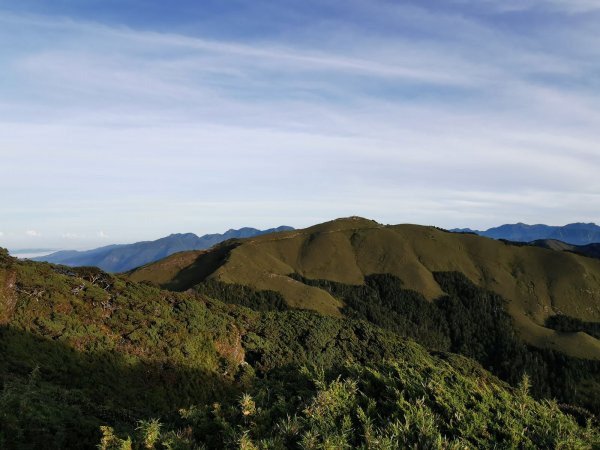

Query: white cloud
[0,12,481,88]
[97,231,109,239]
[61,232,81,239]
[0,231,4,237]
[25,230,41,237]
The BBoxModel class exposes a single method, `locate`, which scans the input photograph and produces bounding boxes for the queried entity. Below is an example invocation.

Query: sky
[1,0,600,250]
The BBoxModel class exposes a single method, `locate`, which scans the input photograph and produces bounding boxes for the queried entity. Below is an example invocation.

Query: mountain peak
[308,216,380,232]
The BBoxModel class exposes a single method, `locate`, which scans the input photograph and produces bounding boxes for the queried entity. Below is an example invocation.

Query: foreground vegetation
[1,249,599,448]
[101,356,600,449]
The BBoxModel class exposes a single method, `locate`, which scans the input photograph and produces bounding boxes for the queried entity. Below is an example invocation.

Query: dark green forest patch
[546,314,600,341]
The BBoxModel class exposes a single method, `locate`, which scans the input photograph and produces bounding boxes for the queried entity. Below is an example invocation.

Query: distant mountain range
[452,222,600,245]
[33,226,293,272]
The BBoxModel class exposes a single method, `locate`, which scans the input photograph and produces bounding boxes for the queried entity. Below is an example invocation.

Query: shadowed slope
[128,242,239,290]
[533,239,600,260]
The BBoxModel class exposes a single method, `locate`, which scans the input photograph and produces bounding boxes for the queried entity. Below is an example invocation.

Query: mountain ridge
[32,226,294,273]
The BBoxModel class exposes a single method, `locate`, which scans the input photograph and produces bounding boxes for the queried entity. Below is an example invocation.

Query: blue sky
[1,0,600,249]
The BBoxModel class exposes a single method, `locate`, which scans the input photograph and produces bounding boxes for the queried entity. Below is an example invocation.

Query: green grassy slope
[1,250,598,448]
[128,217,600,359]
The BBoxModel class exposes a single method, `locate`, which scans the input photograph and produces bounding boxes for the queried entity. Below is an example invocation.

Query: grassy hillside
[0,250,598,448]
[129,217,600,360]
[125,218,600,418]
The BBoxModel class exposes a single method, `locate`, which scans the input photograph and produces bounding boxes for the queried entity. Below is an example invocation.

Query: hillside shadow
[163,242,239,291]
[0,325,235,450]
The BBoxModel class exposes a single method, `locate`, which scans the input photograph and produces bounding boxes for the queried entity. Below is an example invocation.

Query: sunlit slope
[129,217,600,358]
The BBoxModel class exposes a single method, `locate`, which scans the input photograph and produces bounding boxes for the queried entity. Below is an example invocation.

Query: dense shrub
[546,314,600,340]
[99,357,600,449]
[194,280,288,312]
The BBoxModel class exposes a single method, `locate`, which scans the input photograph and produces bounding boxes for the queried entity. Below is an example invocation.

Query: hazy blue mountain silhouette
[33,226,293,272]
[451,222,600,245]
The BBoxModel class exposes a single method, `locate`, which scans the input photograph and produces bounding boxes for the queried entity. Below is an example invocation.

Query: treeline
[194,280,288,312]
[288,273,450,350]
[546,314,600,341]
